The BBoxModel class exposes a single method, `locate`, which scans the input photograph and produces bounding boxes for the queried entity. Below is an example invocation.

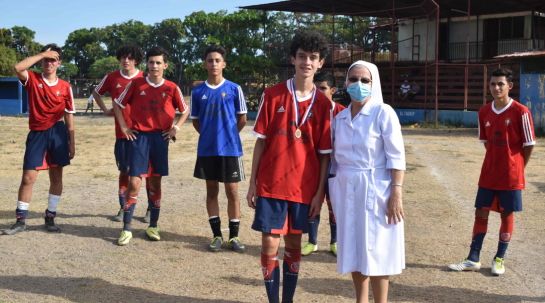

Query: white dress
[329,99,406,275]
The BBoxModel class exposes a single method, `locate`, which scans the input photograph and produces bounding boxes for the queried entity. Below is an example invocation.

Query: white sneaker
[448,258,481,271]
[491,257,505,276]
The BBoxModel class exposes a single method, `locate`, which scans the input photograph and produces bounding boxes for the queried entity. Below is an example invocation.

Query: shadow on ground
[0,275,242,303]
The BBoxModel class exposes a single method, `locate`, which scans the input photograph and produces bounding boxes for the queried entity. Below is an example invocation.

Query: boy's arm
[64,112,75,159]
[237,114,247,132]
[112,82,137,140]
[192,119,200,134]
[523,146,533,168]
[92,91,114,116]
[246,138,266,209]
[308,153,329,221]
[14,49,59,81]
[164,109,190,141]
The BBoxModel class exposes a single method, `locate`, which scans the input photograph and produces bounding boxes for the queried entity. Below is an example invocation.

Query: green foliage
[57,62,78,79]
[101,20,153,56]
[0,44,17,77]
[63,28,105,78]
[0,28,14,47]
[88,57,120,79]
[11,26,42,60]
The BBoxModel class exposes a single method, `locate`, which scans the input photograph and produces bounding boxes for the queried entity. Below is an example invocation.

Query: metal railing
[439,39,545,61]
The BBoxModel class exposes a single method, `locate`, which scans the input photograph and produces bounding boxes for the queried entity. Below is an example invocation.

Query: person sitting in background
[399,80,410,100]
[407,81,421,101]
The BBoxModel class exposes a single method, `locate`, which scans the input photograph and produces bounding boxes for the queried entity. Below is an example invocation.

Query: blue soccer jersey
[190,79,248,157]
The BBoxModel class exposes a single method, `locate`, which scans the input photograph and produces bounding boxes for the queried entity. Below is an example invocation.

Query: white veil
[346,60,384,104]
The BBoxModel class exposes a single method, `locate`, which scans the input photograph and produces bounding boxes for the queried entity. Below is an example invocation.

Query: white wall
[398,19,437,61]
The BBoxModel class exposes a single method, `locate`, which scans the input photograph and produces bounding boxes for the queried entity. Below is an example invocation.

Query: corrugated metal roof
[495,51,545,58]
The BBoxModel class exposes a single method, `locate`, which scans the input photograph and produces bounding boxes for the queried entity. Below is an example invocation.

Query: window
[499,16,525,40]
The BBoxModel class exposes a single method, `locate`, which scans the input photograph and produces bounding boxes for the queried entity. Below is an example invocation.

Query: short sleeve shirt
[95,70,144,139]
[20,71,75,131]
[477,99,535,190]
[252,79,333,204]
[115,77,188,132]
[190,79,247,157]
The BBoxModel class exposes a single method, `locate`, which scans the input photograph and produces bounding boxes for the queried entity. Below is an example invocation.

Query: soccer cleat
[330,242,338,256]
[228,237,246,252]
[491,257,505,276]
[301,242,318,256]
[44,216,61,232]
[3,221,26,235]
[209,236,223,252]
[146,227,160,241]
[448,258,481,272]
[118,230,133,246]
[142,211,151,223]
[112,209,124,222]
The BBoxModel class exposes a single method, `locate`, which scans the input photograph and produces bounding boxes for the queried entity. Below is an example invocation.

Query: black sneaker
[3,221,26,235]
[44,216,61,232]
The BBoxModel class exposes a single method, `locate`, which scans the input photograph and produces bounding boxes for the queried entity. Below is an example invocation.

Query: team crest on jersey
[221,92,226,98]
[290,262,300,273]
[505,118,511,126]
[308,110,314,119]
[56,90,61,96]
[500,232,511,242]
[162,92,167,98]
[38,84,43,88]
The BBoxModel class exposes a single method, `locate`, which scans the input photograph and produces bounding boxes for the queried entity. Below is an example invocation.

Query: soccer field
[0,116,544,303]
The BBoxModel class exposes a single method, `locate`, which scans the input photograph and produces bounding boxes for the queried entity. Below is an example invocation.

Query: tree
[57,62,78,79]
[11,26,42,60]
[152,18,186,81]
[88,56,120,79]
[0,28,14,47]
[63,28,105,78]
[101,20,153,56]
[0,45,17,77]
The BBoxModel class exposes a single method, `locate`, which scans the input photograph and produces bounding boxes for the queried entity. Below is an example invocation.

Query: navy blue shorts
[475,187,522,212]
[23,121,70,170]
[251,197,310,235]
[128,132,169,177]
[114,139,130,172]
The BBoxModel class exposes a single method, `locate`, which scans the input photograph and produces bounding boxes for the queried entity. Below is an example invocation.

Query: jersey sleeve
[379,105,406,170]
[65,86,76,114]
[173,86,189,114]
[317,103,332,154]
[235,85,248,114]
[252,92,268,139]
[115,81,133,109]
[478,110,487,143]
[521,109,536,146]
[19,70,35,88]
[189,90,199,119]
[94,74,110,96]
[329,114,338,175]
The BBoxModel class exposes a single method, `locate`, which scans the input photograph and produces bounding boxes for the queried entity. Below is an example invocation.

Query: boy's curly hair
[289,30,329,60]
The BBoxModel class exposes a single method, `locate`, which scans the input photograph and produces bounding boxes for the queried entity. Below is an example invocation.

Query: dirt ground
[0,115,544,303]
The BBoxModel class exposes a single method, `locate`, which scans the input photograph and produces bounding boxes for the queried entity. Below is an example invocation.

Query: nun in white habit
[328,60,406,303]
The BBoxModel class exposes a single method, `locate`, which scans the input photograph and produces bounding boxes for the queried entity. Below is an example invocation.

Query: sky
[0,0,269,46]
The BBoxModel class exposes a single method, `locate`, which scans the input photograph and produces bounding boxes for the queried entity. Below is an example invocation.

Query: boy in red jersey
[301,71,345,257]
[92,43,154,223]
[112,46,189,245]
[448,68,535,275]
[246,30,332,303]
[4,44,76,235]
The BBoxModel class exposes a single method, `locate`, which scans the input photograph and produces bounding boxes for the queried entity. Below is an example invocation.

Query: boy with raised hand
[190,45,248,252]
[112,46,189,245]
[92,43,154,223]
[4,44,76,235]
[301,71,345,257]
[448,68,535,275]
[247,30,332,303]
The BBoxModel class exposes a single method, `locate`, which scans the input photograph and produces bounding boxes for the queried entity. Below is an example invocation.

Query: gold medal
[295,128,302,138]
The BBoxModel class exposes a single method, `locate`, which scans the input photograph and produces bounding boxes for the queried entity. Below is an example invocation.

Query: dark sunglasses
[347,76,372,84]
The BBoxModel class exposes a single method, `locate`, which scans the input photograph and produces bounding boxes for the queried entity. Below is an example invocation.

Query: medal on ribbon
[291,78,316,139]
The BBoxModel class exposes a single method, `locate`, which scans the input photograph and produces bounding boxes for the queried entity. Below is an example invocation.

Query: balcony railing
[439,39,545,61]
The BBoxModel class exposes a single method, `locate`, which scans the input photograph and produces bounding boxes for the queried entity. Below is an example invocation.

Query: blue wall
[520,74,545,134]
[0,77,27,115]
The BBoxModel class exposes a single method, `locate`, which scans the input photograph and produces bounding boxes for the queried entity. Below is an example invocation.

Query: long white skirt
[328,167,405,275]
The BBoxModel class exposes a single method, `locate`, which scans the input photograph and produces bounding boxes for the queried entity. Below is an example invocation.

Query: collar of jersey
[286,79,313,102]
[491,98,513,115]
[41,73,58,86]
[120,69,140,80]
[146,77,164,88]
[205,78,225,89]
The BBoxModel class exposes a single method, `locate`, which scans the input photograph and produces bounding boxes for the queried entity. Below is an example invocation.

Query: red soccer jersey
[477,99,535,190]
[253,79,333,204]
[332,101,346,117]
[20,71,75,131]
[95,70,144,139]
[115,77,188,132]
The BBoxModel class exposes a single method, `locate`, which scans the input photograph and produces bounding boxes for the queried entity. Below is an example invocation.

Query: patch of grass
[406,163,425,172]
